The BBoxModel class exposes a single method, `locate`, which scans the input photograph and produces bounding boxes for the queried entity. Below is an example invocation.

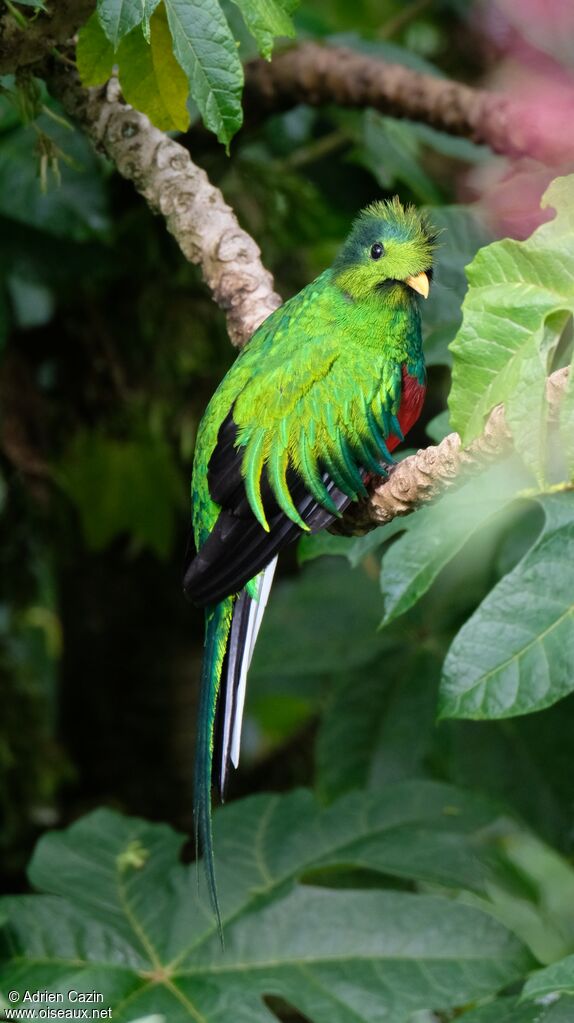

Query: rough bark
[0,0,95,75]
[244,42,567,165]
[48,68,281,347]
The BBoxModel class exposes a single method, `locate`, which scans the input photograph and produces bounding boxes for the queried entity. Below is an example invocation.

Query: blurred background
[2,0,574,894]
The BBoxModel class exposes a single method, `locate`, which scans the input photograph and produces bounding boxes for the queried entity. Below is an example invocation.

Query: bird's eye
[370,242,384,260]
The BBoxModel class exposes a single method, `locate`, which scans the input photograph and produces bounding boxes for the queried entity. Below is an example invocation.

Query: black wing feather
[184,413,355,606]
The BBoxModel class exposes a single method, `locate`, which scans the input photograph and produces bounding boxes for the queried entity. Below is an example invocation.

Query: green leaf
[250,558,391,685]
[230,0,298,59]
[352,110,443,205]
[163,0,243,145]
[543,1001,574,1023]
[523,955,574,1001]
[439,718,561,852]
[316,648,442,802]
[460,998,570,1022]
[297,529,360,565]
[79,6,191,131]
[315,560,574,843]
[412,122,491,165]
[473,829,574,964]
[248,555,397,755]
[380,459,532,626]
[97,0,161,47]
[439,491,574,720]
[0,791,533,1022]
[57,433,185,558]
[76,12,116,87]
[449,174,574,480]
[118,6,190,132]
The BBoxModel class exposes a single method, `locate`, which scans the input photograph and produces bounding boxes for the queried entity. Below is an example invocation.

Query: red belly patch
[386,366,426,453]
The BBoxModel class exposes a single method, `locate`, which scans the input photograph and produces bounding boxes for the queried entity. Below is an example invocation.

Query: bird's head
[332,197,436,304]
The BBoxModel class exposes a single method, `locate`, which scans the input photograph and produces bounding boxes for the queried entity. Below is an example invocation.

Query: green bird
[184,197,435,926]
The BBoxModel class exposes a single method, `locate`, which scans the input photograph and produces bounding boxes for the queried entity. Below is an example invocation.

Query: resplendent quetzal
[184,198,435,924]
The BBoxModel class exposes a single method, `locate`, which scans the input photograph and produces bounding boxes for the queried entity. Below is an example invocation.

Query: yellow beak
[404,272,430,299]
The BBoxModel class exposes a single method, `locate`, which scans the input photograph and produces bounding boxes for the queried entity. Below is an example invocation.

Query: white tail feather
[230,556,278,768]
[247,555,278,669]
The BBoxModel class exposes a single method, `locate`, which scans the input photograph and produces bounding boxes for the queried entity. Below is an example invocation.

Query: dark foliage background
[2,1,574,1020]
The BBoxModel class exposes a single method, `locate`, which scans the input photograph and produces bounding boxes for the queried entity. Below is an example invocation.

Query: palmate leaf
[0,787,533,1023]
[439,491,574,720]
[449,174,574,482]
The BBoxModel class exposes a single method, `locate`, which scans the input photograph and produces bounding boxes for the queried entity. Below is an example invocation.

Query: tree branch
[0,0,95,76]
[244,42,566,165]
[47,66,281,347]
[333,367,570,535]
